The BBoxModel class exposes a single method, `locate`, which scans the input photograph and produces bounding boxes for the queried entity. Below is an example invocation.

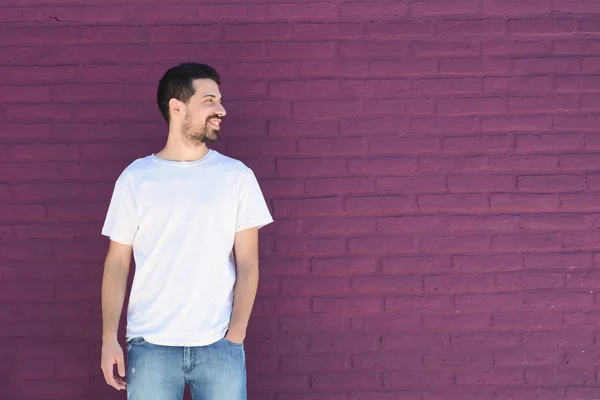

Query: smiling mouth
[207,118,221,129]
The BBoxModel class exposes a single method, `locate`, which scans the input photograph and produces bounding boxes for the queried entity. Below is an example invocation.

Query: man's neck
[155,136,210,163]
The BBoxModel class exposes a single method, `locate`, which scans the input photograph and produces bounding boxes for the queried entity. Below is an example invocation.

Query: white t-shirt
[101,149,273,347]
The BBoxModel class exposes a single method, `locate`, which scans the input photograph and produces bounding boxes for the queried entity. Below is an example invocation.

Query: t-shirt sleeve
[236,167,273,232]
[101,172,138,245]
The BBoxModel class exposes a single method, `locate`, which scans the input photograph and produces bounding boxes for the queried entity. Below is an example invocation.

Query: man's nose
[216,103,226,117]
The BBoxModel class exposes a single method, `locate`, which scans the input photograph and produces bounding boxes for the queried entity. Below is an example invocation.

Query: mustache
[206,114,222,122]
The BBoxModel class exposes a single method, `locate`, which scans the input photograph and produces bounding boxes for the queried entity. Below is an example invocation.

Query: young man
[99,63,273,400]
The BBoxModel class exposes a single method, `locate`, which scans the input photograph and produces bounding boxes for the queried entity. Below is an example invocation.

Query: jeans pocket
[222,337,243,347]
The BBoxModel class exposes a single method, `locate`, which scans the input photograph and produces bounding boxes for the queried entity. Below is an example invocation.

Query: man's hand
[225,329,246,344]
[101,339,126,390]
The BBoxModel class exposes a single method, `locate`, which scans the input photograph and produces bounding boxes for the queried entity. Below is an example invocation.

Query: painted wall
[2,0,600,399]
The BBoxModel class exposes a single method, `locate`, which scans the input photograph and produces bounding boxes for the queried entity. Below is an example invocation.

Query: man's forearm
[228,263,259,337]
[101,260,130,341]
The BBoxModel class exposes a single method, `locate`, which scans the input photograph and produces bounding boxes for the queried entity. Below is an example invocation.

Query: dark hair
[156,62,221,123]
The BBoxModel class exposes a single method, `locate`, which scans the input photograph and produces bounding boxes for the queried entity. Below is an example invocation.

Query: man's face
[179,78,226,144]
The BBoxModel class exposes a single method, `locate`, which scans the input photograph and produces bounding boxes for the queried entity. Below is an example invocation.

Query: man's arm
[226,227,260,344]
[100,240,132,391]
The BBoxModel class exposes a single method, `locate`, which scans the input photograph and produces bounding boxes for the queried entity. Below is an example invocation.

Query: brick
[377,216,444,233]
[353,351,420,370]
[484,0,553,14]
[444,135,511,152]
[267,3,338,19]
[352,276,422,295]
[483,40,553,55]
[437,97,506,114]
[281,355,348,372]
[228,62,298,79]
[382,256,452,274]
[421,235,490,253]
[353,391,421,400]
[456,368,525,385]
[311,256,378,275]
[351,313,422,331]
[517,175,585,192]
[452,332,521,348]
[513,57,580,74]
[369,137,439,155]
[281,394,346,400]
[482,115,552,132]
[270,80,340,98]
[555,39,590,55]
[419,156,488,172]
[491,194,560,211]
[341,79,410,96]
[276,238,345,256]
[564,232,600,250]
[369,59,438,75]
[453,254,522,272]
[493,312,562,329]
[496,388,567,400]
[586,134,600,149]
[581,94,600,110]
[309,333,380,354]
[446,215,518,231]
[484,76,552,92]
[437,18,506,36]
[493,233,561,251]
[423,349,493,368]
[448,174,515,192]
[0,205,45,224]
[269,120,339,137]
[267,42,335,60]
[509,18,578,35]
[556,0,600,13]
[424,274,496,294]
[412,0,480,15]
[561,193,600,211]
[556,76,600,92]
[305,218,376,235]
[248,373,308,391]
[489,155,559,172]
[523,331,593,347]
[293,100,363,118]
[568,272,600,288]
[411,115,479,135]
[348,236,419,254]
[565,348,600,366]
[281,315,349,334]
[339,42,410,57]
[510,96,578,111]
[412,78,481,93]
[277,158,346,177]
[377,175,446,193]
[348,157,416,174]
[311,372,380,390]
[440,58,510,74]
[21,302,91,321]
[366,98,435,115]
[300,61,368,77]
[252,297,310,317]
[341,1,408,17]
[345,196,411,215]
[455,293,522,313]
[384,370,454,388]
[272,198,342,217]
[367,21,434,37]
[8,144,78,161]
[305,177,374,196]
[423,314,491,332]
[313,298,383,314]
[294,22,365,39]
[412,41,481,55]
[582,58,600,73]
[518,214,585,231]
[299,138,367,156]
[341,116,410,135]
[525,252,593,270]
[259,179,304,198]
[527,368,594,385]
[386,295,454,312]
[382,333,449,350]
[561,154,600,170]
[517,134,583,152]
[418,194,489,212]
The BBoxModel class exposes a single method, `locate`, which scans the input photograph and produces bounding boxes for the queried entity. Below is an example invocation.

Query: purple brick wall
[2,0,600,399]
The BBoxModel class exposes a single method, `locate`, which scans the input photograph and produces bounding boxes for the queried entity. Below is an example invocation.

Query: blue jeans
[125,336,246,400]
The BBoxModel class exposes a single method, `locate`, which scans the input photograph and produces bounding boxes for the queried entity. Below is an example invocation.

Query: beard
[182,113,220,144]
